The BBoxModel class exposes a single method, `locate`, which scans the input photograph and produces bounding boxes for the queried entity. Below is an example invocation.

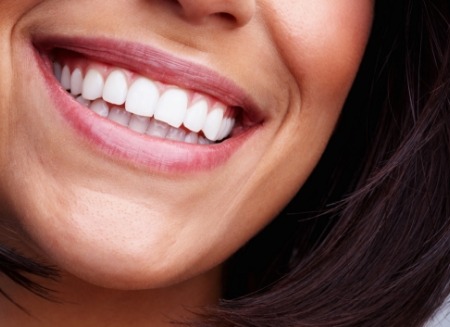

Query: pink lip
[31,36,263,172]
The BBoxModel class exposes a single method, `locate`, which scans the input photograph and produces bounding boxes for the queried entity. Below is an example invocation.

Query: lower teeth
[74,94,212,145]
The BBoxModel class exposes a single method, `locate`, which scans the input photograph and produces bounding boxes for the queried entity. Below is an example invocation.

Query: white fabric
[426,301,450,327]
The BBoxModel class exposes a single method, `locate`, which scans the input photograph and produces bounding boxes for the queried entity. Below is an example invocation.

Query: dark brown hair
[1,0,450,326]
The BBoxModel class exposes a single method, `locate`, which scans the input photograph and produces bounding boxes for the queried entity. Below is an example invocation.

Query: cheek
[267,0,373,108]
[241,1,374,220]
[0,0,45,152]
[0,1,44,23]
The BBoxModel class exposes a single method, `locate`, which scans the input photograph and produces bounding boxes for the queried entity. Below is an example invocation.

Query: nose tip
[175,0,256,27]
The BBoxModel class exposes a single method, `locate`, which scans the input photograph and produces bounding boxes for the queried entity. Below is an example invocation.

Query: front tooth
[61,65,71,90]
[128,115,150,134]
[154,89,188,128]
[125,78,159,117]
[202,105,225,141]
[82,68,104,100]
[103,70,128,105]
[53,62,62,82]
[90,99,110,117]
[70,68,83,96]
[146,120,170,139]
[183,100,208,133]
[108,107,131,126]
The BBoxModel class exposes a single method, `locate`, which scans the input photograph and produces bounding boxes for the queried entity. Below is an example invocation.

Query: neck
[0,267,222,327]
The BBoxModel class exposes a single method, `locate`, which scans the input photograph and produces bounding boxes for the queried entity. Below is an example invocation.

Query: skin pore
[0,0,373,326]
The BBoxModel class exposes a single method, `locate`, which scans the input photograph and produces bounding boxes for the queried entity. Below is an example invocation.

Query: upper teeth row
[53,62,236,142]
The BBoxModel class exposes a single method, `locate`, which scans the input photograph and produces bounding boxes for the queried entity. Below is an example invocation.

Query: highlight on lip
[52,55,238,145]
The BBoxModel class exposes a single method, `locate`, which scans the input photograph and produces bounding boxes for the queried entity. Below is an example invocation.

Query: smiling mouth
[51,49,240,145]
[32,37,262,171]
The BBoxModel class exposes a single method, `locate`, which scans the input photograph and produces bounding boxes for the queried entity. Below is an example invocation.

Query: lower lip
[33,45,256,173]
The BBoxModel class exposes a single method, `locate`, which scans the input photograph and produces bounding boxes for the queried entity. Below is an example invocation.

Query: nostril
[216,12,236,23]
[172,0,255,27]
[166,0,182,11]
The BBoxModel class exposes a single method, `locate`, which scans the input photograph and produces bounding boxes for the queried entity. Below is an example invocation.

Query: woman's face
[0,0,373,289]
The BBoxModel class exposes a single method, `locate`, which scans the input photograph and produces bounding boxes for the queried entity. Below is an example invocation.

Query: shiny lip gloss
[31,36,264,173]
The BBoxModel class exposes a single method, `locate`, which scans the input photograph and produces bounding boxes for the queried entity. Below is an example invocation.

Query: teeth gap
[52,57,241,145]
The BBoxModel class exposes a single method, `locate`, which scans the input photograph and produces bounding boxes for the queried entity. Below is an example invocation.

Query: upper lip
[33,35,265,125]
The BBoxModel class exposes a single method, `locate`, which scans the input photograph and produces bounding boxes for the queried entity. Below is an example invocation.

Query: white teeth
[55,62,238,144]
[61,65,71,90]
[217,118,228,141]
[53,62,62,82]
[82,68,105,101]
[154,88,188,128]
[217,117,235,141]
[202,105,225,141]
[125,78,159,117]
[108,107,131,126]
[89,99,110,117]
[70,68,83,96]
[128,115,150,134]
[146,120,170,139]
[103,70,128,105]
[183,100,208,133]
